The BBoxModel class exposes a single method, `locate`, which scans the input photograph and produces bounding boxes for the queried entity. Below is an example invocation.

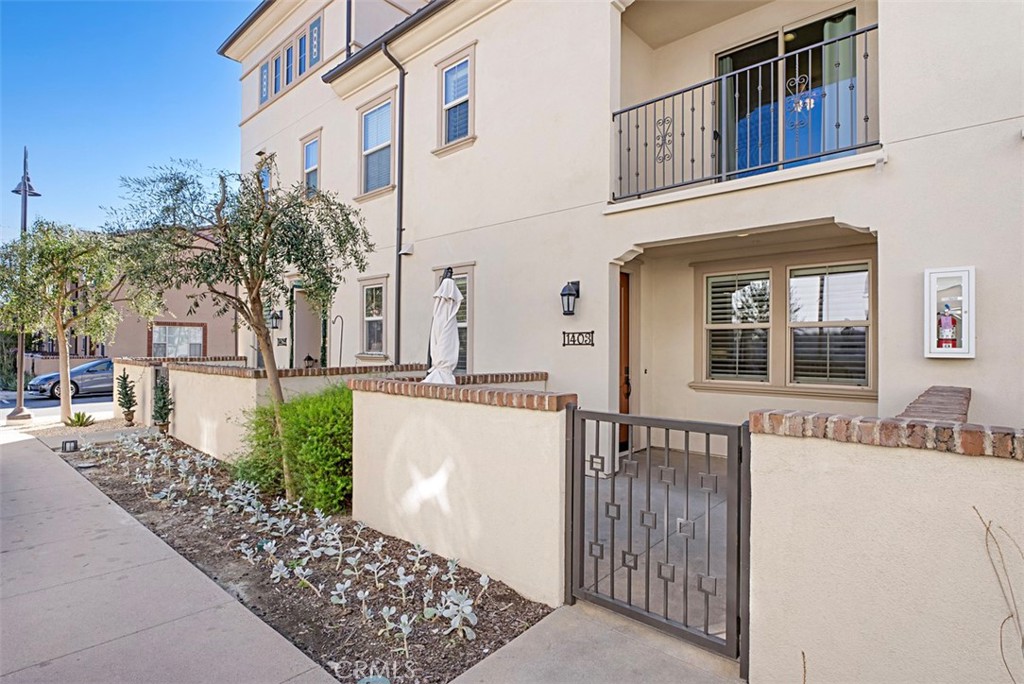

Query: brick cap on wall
[116,356,246,367]
[396,371,548,385]
[897,386,972,423]
[750,409,1023,461]
[349,377,576,412]
[164,362,428,379]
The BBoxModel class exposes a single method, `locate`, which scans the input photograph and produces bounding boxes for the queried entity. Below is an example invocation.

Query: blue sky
[1,0,252,240]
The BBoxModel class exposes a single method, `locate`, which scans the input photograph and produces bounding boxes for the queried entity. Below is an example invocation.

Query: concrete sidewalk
[0,431,334,684]
[453,601,741,684]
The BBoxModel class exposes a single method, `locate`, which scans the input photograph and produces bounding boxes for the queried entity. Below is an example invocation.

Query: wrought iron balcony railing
[612,25,879,201]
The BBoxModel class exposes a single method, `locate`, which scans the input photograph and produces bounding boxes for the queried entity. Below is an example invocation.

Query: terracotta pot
[123,410,135,427]
[155,421,169,435]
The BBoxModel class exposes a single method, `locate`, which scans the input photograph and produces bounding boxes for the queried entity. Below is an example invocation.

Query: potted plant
[152,375,174,435]
[116,370,137,426]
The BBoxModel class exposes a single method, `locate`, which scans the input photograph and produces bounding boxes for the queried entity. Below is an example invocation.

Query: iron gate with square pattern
[565,406,750,667]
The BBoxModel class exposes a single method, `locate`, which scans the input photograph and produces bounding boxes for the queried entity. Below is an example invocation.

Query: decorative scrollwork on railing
[655,117,674,163]
[786,74,814,130]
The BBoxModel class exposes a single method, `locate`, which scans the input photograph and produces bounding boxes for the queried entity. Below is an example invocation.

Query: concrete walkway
[453,601,741,684]
[0,431,334,684]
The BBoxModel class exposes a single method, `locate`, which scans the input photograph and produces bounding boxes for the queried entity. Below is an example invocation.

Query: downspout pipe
[345,0,352,58]
[382,42,405,365]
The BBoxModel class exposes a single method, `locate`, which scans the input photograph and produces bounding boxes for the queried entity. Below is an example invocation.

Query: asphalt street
[0,391,114,426]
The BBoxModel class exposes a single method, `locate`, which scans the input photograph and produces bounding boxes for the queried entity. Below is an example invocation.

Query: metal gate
[565,406,750,667]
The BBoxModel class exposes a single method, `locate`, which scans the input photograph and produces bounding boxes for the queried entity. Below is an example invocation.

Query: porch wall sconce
[303,354,317,369]
[267,310,283,330]
[561,281,580,316]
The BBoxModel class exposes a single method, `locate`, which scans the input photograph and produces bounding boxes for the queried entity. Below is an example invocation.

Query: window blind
[706,272,770,381]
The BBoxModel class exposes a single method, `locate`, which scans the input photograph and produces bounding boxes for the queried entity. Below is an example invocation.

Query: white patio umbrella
[422,274,463,385]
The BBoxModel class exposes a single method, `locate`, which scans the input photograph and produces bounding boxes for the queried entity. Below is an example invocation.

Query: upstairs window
[303,135,320,196]
[435,44,476,152]
[361,99,392,194]
[443,60,470,143]
[255,13,323,108]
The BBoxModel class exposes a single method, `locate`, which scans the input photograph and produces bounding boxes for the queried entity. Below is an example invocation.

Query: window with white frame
[788,263,870,386]
[443,60,470,143]
[298,34,307,75]
[435,44,475,150]
[285,46,294,85]
[361,100,392,194]
[362,283,385,354]
[704,272,771,382]
[151,324,203,358]
[303,135,320,196]
[273,54,281,95]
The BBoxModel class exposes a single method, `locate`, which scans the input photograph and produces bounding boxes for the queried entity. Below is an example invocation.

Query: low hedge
[233,383,353,512]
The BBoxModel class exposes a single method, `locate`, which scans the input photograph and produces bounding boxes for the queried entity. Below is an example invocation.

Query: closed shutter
[705,272,770,381]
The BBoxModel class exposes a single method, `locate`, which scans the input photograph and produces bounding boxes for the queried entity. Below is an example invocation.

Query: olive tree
[0,221,164,422]
[110,157,372,499]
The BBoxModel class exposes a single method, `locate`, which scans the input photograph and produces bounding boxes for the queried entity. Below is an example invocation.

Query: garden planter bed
[62,435,551,683]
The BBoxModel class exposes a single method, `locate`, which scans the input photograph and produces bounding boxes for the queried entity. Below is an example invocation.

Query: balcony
[613,24,879,201]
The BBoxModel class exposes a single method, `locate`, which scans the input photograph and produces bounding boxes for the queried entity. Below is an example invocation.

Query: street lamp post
[7,147,41,422]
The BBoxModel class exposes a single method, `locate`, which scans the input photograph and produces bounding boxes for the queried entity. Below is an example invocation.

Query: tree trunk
[254,321,295,500]
[54,323,72,423]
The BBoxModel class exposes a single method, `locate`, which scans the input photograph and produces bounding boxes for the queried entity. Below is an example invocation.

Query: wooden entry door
[619,273,631,447]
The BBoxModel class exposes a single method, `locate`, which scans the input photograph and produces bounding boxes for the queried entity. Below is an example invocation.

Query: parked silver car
[28,359,114,399]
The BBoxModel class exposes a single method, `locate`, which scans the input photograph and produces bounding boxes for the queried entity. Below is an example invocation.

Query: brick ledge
[116,355,245,367]
[396,371,548,385]
[750,409,1023,461]
[165,362,427,379]
[349,378,575,412]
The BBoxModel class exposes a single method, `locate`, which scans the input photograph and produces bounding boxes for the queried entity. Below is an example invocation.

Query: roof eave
[218,0,277,59]
[321,0,455,83]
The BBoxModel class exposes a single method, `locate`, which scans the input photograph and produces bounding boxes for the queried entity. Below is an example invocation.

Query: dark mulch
[60,435,551,683]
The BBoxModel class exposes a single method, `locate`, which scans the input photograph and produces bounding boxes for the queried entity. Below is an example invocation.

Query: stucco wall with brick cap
[749,386,1022,682]
[750,384,1022,461]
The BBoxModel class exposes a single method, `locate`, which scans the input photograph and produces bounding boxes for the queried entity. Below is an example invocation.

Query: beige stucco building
[32,286,238,373]
[220,0,1024,427]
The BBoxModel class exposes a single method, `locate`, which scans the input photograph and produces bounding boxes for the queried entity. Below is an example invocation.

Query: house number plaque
[562,331,595,347]
[276,338,288,347]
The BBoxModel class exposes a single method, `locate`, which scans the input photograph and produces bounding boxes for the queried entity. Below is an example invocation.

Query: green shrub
[233,384,353,512]
[65,411,95,427]
[233,403,282,493]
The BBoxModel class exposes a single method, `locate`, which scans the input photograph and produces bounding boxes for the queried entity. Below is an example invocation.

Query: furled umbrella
[422,268,463,385]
